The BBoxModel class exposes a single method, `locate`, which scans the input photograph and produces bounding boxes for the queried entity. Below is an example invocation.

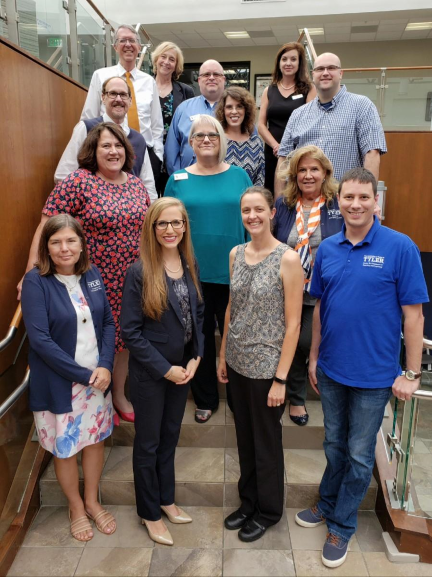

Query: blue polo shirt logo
[363,255,385,268]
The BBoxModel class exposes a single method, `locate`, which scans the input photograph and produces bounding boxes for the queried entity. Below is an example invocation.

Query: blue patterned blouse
[225,133,265,186]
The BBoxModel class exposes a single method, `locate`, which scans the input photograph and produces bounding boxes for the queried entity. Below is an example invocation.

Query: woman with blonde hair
[152,41,195,193]
[165,114,252,422]
[258,42,316,194]
[120,197,204,546]
[273,145,343,425]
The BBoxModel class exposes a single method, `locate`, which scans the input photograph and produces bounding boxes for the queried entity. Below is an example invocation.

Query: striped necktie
[125,72,140,132]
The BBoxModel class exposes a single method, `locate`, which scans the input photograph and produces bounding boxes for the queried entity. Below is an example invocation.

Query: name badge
[174,173,189,181]
[292,94,304,100]
[190,115,200,121]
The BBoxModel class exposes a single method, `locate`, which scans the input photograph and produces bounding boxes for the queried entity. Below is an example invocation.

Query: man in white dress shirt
[80,24,163,187]
[55,76,157,202]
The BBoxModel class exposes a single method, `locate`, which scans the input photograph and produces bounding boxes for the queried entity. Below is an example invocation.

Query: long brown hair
[215,87,257,135]
[277,145,338,208]
[140,198,202,320]
[37,214,90,276]
[271,42,311,95]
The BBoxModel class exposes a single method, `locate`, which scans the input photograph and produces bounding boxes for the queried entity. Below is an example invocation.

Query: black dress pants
[191,282,231,411]
[130,351,191,521]
[147,146,162,194]
[227,364,285,527]
[287,304,314,406]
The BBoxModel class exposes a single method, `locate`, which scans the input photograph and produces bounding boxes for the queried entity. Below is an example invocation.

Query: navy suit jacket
[21,266,115,414]
[120,259,204,384]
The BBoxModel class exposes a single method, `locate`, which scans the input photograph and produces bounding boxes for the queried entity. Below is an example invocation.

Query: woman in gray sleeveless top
[218,186,304,542]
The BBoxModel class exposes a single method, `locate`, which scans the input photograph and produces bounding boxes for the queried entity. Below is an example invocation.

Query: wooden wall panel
[380,132,432,253]
[0,39,87,372]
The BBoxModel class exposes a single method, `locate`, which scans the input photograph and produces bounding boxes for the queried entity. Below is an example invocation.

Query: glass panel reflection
[382,70,432,131]
[342,71,381,108]
[76,0,105,87]
[0,0,9,39]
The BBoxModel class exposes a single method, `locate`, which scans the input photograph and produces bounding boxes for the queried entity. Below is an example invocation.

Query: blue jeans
[316,366,392,542]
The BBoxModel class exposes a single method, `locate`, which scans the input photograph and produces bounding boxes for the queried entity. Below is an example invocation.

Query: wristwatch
[402,369,422,381]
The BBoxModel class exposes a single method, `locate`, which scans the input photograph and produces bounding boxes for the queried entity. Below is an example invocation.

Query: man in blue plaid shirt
[274,53,387,197]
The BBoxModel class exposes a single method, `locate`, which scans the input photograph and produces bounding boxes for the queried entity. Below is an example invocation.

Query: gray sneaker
[295,505,326,528]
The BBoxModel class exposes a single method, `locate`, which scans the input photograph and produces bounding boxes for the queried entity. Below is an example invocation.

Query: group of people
[17,22,429,571]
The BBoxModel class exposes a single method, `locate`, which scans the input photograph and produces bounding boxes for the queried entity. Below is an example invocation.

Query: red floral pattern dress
[43,169,150,352]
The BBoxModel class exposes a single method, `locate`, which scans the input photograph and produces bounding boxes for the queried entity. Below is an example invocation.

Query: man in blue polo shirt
[295,168,428,569]
[164,60,225,175]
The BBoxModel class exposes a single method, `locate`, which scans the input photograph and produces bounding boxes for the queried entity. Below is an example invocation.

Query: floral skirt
[34,383,114,458]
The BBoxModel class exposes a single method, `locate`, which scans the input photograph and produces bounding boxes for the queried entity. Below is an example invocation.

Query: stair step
[39,445,377,510]
[111,399,326,450]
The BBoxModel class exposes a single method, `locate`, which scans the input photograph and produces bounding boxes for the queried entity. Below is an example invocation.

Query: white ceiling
[143,15,432,49]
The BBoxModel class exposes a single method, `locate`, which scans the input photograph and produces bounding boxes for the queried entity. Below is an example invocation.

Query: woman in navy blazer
[21,214,116,542]
[121,197,204,546]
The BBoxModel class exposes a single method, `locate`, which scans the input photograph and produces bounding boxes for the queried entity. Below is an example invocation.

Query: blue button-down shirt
[278,86,387,180]
[165,95,218,175]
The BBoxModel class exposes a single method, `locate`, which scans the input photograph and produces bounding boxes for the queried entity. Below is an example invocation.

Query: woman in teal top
[165,114,252,422]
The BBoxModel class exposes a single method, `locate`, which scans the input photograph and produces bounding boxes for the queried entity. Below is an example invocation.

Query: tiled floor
[8,505,432,576]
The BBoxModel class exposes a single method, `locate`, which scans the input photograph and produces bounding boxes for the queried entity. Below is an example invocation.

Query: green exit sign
[47,38,62,48]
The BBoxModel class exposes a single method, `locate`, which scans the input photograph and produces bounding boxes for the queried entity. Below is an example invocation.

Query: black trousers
[191,282,231,411]
[130,349,191,521]
[287,304,314,406]
[264,144,278,195]
[227,364,285,527]
[147,146,162,194]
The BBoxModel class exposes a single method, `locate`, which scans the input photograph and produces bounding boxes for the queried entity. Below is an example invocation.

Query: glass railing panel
[407,380,432,519]
[75,0,105,87]
[0,0,8,39]
[382,70,432,131]
[16,0,68,73]
[0,337,32,528]
[341,71,381,108]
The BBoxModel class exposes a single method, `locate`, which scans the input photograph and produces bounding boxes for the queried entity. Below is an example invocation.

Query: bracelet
[273,376,287,385]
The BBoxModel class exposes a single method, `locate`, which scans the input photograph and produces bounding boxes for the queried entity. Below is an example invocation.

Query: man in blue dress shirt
[165,60,226,175]
[294,167,428,569]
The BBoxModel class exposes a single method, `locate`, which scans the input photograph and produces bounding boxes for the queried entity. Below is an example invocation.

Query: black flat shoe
[289,405,309,426]
[224,509,250,530]
[238,519,267,542]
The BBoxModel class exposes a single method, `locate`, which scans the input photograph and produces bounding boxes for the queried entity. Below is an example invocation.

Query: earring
[322,179,326,183]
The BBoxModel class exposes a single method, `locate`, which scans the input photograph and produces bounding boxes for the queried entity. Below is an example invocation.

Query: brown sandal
[86,509,116,535]
[69,511,93,542]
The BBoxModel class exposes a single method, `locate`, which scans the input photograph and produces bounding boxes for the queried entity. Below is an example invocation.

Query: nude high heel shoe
[141,519,174,546]
[161,505,192,524]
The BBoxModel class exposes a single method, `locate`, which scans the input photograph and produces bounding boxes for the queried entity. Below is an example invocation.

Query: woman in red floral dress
[20,123,150,422]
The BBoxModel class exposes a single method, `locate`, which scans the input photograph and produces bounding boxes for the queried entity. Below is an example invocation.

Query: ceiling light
[299,27,324,36]
[405,22,432,31]
[224,31,250,39]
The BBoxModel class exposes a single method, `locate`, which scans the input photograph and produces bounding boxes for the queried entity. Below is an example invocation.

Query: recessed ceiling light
[405,22,432,31]
[299,27,324,36]
[224,31,251,39]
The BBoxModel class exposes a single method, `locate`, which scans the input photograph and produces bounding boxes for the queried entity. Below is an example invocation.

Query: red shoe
[113,413,120,427]
[114,406,135,423]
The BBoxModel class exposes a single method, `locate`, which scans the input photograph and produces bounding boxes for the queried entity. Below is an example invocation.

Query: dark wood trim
[0,37,87,92]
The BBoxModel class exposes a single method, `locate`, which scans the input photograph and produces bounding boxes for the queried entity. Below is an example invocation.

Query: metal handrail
[0,304,22,352]
[0,367,30,419]
[342,66,432,72]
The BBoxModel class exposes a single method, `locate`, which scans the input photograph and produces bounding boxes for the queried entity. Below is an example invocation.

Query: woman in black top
[258,42,316,194]
[152,42,195,195]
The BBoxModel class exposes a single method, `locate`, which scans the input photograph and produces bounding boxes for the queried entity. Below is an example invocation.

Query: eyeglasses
[116,38,139,45]
[312,65,341,73]
[104,91,130,100]
[224,104,244,112]
[154,219,186,231]
[198,72,225,79]
[191,132,220,142]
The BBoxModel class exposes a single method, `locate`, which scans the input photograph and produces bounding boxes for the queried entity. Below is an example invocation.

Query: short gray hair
[113,24,141,45]
[188,115,227,164]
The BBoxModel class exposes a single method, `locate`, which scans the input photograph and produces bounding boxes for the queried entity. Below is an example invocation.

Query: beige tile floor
[8,505,432,576]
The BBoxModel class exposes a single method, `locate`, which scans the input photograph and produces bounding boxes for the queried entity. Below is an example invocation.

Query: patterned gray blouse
[226,243,289,379]
[171,274,192,344]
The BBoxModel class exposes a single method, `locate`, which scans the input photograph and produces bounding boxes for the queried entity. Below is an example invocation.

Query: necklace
[302,204,313,208]
[55,274,87,323]
[164,257,182,274]
[279,82,295,90]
